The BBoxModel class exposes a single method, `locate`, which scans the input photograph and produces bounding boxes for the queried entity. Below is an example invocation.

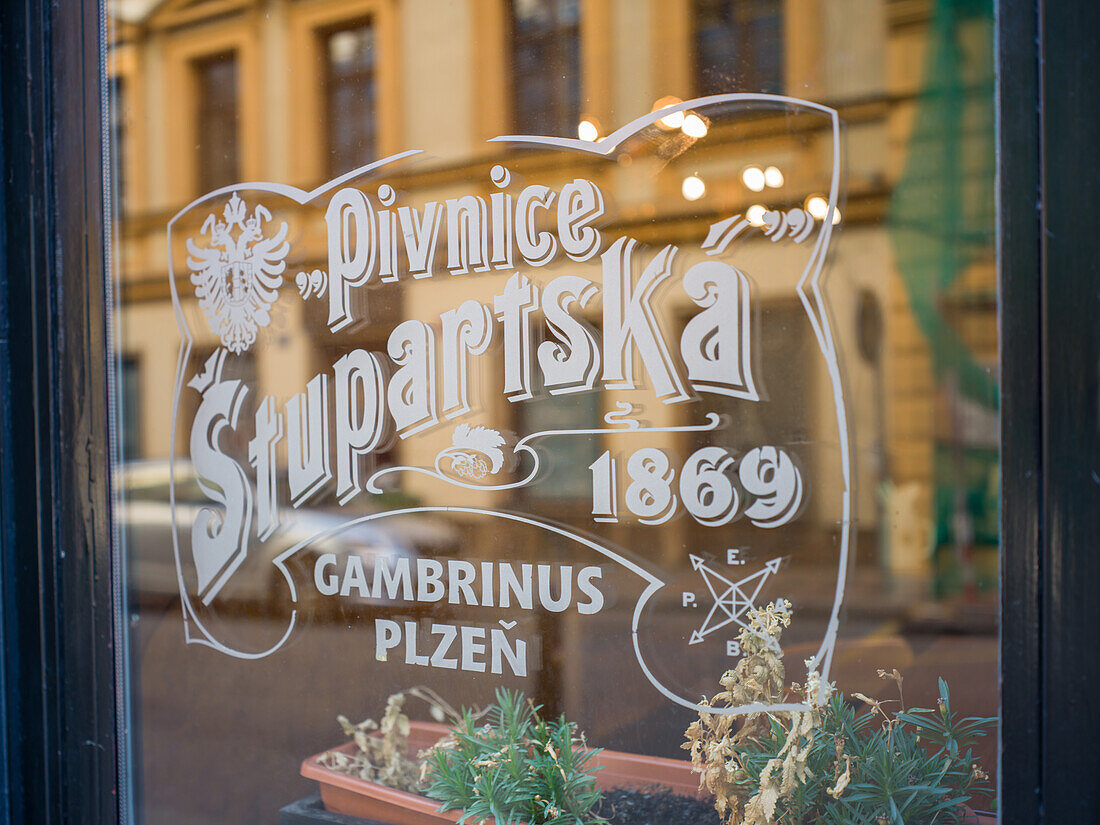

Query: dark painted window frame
[0,1,1095,824]
[0,1,119,823]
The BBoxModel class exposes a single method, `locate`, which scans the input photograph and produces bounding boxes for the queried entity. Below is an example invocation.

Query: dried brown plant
[321,686,464,792]
[683,601,817,825]
[683,608,994,825]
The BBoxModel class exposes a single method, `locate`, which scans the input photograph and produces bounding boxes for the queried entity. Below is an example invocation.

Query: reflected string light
[328,30,359,64]
[682,114,708,138]
[682,175,706,201]
[741,166,766,192]
[577,118,600,142]
[764,166,785,188]
[660,109,685,129]
[746,203,767,226]
[653,96,685,129]
[805,195,829,220]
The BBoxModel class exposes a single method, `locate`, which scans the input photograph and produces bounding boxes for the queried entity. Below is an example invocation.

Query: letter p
[326,187,376,331]
[375,619,401,661]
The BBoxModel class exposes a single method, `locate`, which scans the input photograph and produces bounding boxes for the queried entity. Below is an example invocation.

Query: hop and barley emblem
[186,192,291,354]
[440,424,507,479]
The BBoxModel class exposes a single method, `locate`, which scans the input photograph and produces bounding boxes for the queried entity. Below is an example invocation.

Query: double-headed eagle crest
[186,192,291,354]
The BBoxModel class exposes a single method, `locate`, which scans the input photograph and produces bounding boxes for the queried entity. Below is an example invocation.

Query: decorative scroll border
[164,93,850,714]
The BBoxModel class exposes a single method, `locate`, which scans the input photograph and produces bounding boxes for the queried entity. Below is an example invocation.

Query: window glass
[520,388,602,501]
[194,52,240,193]
[510,0,581,135]
[694,0,784,95]
[107,2,1000,823]
[119,354,141,459]
[110,75,127,215]
[325,22,376,176]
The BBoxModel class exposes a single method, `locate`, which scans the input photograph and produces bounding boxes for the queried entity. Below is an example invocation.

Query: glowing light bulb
[741,166,766,192]
[682,175,706,201]
[746,204,767,226]
[764,166,784,188]
[831,207,842,225]
[577,119,599,142]
[682,114,708,138]
[805,195,829,220]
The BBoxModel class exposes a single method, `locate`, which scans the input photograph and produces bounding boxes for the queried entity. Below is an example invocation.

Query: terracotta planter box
[301,721,704,824]
[302,721,996,825]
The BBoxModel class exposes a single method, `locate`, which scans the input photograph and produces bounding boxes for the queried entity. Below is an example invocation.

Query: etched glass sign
[109,2,999,822]
[166,94,845,715]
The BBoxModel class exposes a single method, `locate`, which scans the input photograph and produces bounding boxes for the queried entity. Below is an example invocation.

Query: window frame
[690,0,786,96]
[320,18,379,179]
[506,0,583,137]
[286,0,400,190]
[160,19,261,203]
[191,49,242,194]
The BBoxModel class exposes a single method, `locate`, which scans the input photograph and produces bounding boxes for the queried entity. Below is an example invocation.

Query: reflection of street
[125,468,998,823]
[121,460,460,618]
[133,603,529,825]
[133,560,997,824]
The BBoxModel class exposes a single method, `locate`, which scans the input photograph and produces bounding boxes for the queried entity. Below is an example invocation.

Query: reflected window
[194,52,240,193]
[120,354,142,460]
[693,0,783,95]
[324,22,376,177]
[110,76,127,215]
[704,301,811,448]
[510,0,581,136]
[521,390,601,501]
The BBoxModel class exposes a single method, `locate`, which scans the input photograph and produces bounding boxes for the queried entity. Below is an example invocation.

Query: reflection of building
[109,0,996,594]
[108,3,1000,817]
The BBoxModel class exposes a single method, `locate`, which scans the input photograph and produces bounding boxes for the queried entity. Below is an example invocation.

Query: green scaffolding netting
[888,0,997,408]
[887,0,998,569]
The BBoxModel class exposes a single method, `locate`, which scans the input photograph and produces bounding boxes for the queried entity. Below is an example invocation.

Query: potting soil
[595,787,720,825]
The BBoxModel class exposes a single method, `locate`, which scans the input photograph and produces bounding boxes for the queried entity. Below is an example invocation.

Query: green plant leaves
[687,674,994,824]
[425,689,604,825]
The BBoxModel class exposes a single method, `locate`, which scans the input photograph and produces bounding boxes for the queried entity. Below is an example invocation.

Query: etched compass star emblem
[687,554,783,648]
